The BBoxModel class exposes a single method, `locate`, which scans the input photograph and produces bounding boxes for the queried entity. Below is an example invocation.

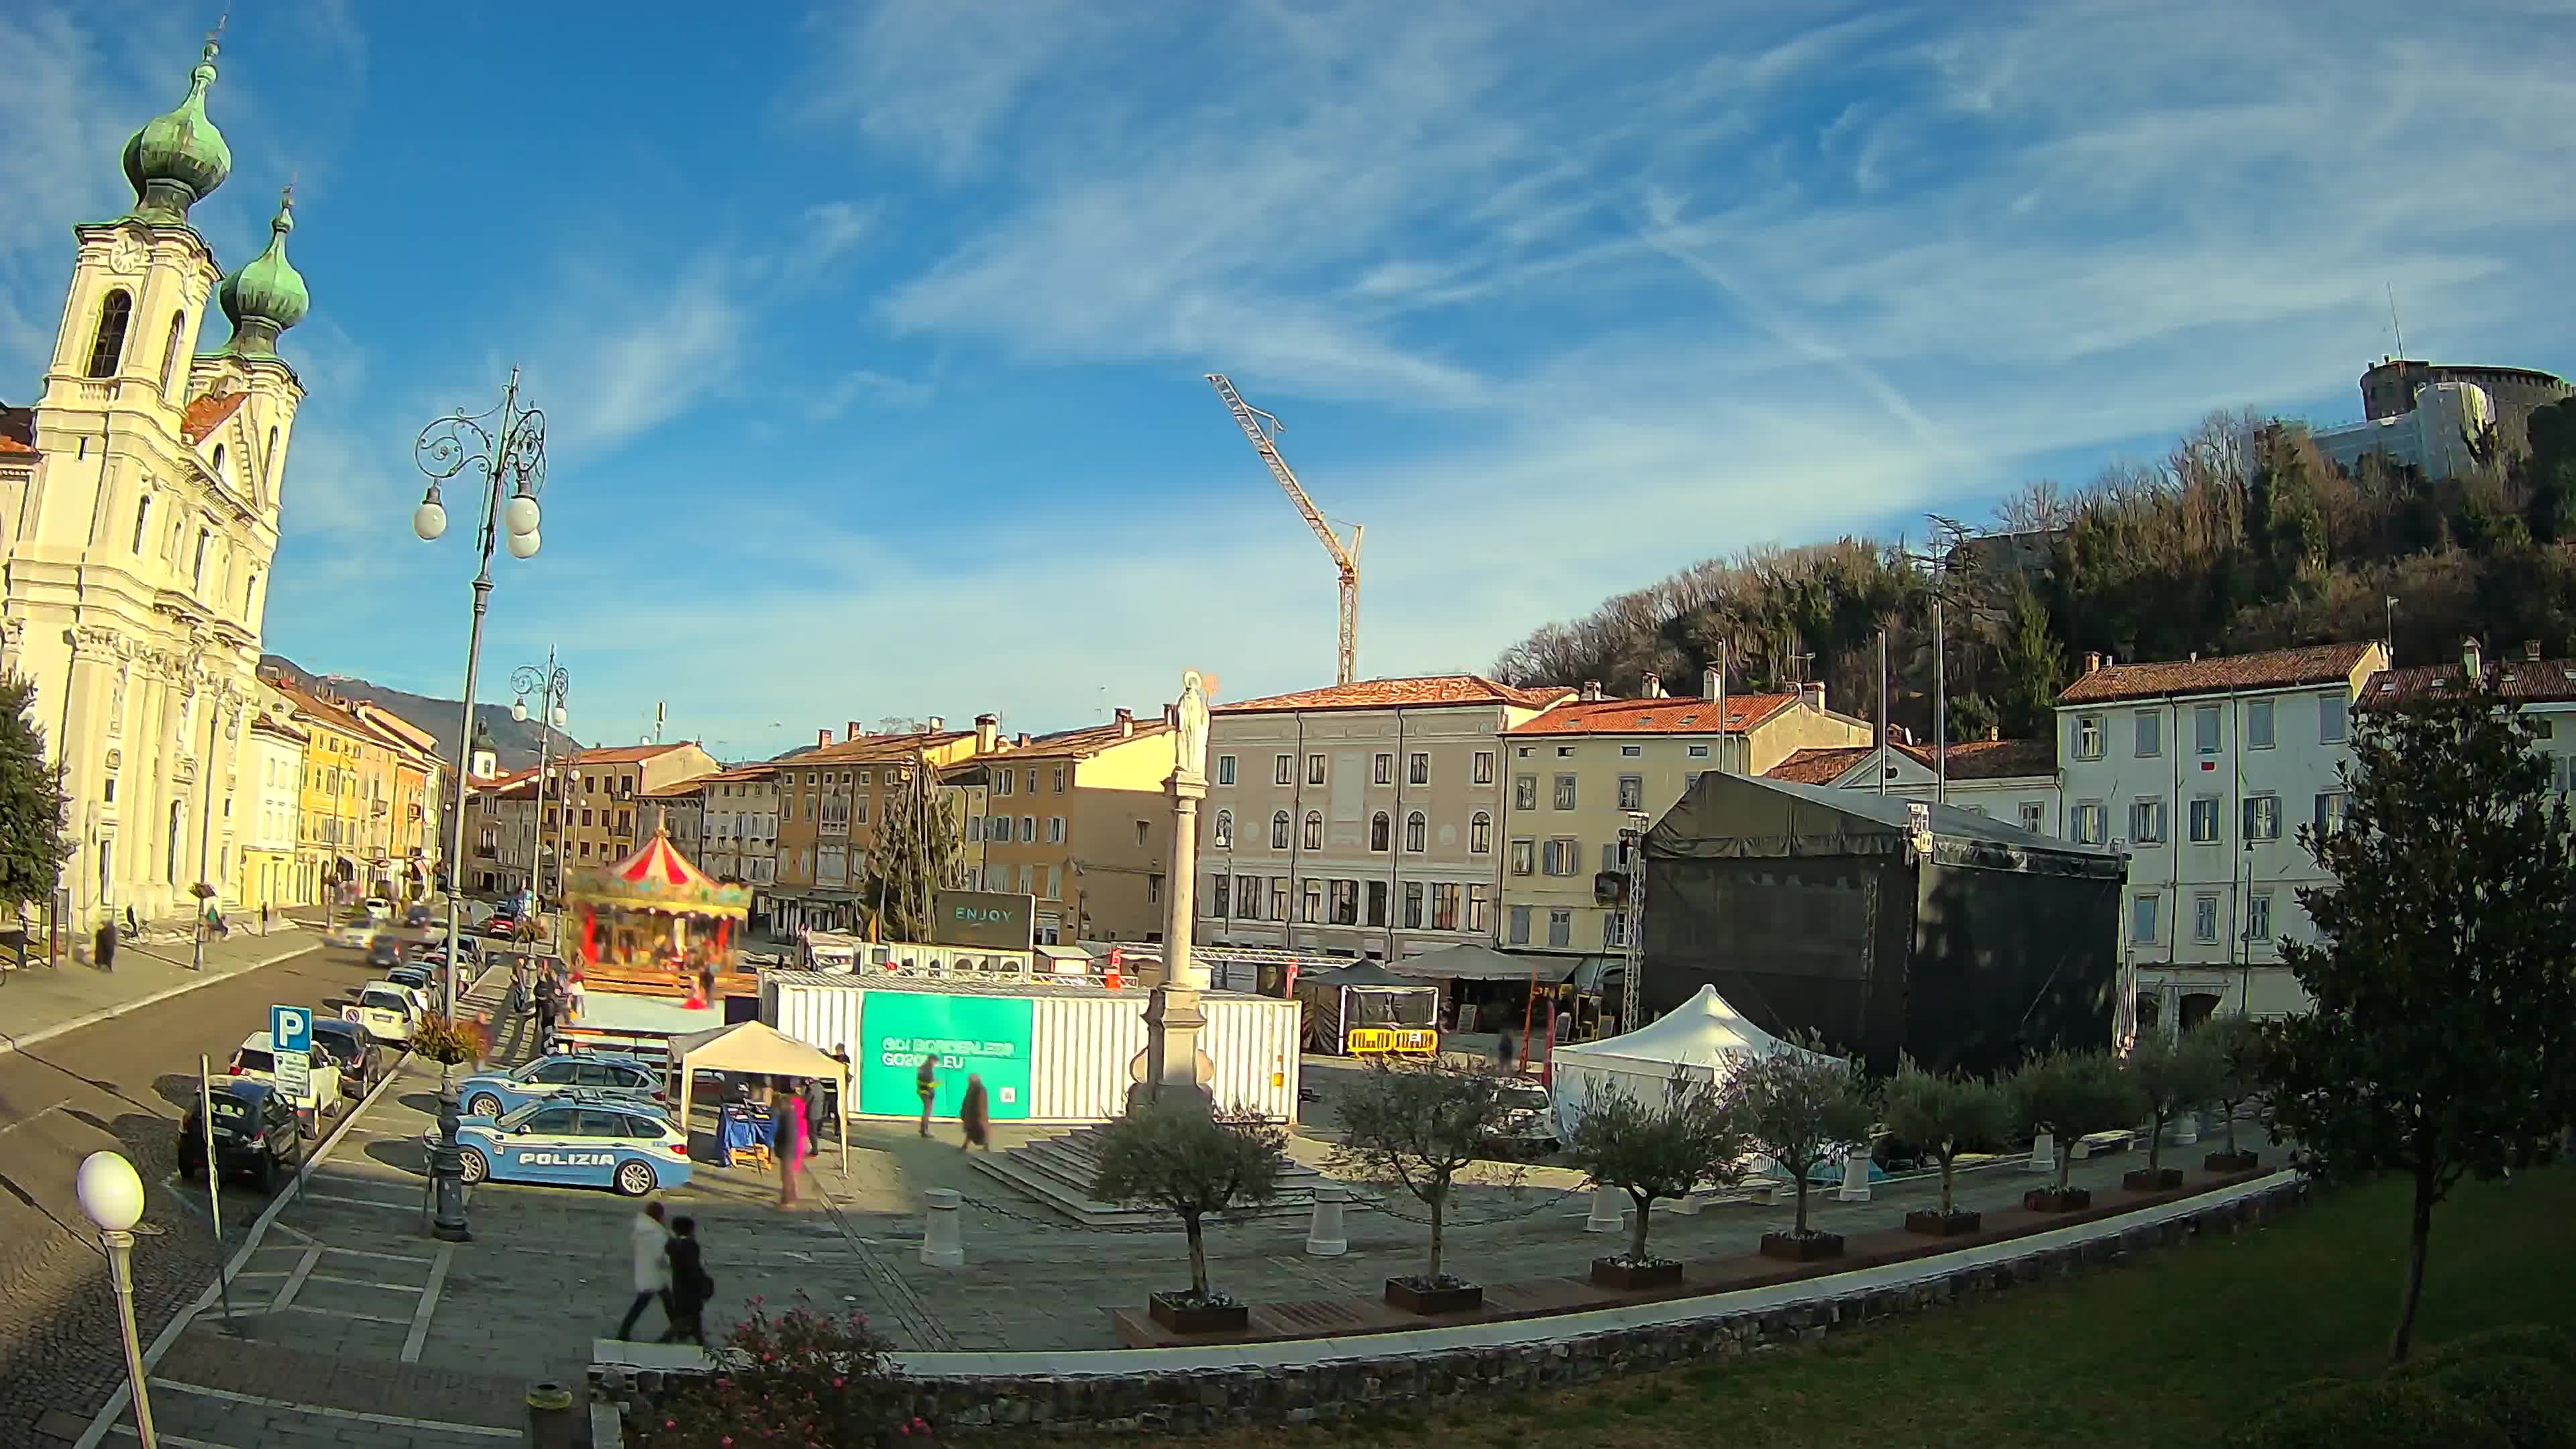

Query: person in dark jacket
[659,1216,712,1346]
[959,1073,991,1152]
[95,919,117,973]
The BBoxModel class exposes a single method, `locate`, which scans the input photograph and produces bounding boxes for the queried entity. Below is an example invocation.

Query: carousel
[565,813,755,1009]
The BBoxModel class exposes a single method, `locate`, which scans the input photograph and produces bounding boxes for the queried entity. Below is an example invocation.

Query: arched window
[192,527,211,590]
[266,425,278,470]
[1369,812,1391,852]
[130,495,152,554]
[210,443,225,480]
[1470,811,1492,854]
[87,290,133,378]
[166,800,184,883]
[1301,811,1322,851]
[158,311,186,394]
[1270,811,1291,849]
[1212,809,1232,849]
[1405,811,1428,852]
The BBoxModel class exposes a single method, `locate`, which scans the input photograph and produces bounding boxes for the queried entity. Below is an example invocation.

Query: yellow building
[955,708,1177,945]
[769,723,983,936]
[239,693,306,913]
[270,680,425,904]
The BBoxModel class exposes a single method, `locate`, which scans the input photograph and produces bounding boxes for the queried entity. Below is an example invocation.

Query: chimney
[1642,672,1664,698]
[1580,680,1603,702]
[2527,639,2544,662]
[1801,682,1825,713]
[817,727,833,749]
[847,719,863,742]
[2462,636,2484,680]
[2083,651,2102,675]
[1986,725,2000,742]
[1115,707,1134,737]
[927,715,944,733]
[975,713,998,753]
[1016,732,1031,747]
[1703,666,1721,700]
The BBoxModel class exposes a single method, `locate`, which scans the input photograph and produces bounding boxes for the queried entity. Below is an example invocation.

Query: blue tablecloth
[716,1109,774,1167]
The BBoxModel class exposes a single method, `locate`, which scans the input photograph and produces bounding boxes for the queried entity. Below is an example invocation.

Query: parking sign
[272,1004,313,1105]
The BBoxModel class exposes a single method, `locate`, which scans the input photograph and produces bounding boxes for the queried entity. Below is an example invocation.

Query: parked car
[363,897,394,922]
[366,938,403,971]
[404,904,436,928]
[456,1053,665,1121]
[385,964,436,996]
[343,981,421,1044]
[447,1099,691,1197]
[309,1018,382,1095]
[178,1079,302,1190]
[1492,1079,1561,1158]
[228,1030,341,1135]
[480,914,521,940]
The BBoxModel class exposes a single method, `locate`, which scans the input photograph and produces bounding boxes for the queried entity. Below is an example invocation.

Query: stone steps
[968,1124,1348,1228]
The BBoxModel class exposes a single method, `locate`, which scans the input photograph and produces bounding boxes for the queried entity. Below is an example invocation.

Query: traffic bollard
[1303,1186,1348,1257]
[1584,1183,1625,1234]
[920,1188,963,1268]
[525,1381,578,1448]
[1836,1150,1872,1203]
[2027,1131,2056,1174]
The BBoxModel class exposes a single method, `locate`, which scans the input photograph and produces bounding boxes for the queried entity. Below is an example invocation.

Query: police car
[448,1096,690,1196]
[455,1052,665,1121]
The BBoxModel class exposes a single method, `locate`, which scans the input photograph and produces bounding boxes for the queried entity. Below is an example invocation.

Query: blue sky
[7,1,2575,761]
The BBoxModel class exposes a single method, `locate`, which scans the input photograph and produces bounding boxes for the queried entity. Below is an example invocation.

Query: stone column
[1132,671,1214,1116]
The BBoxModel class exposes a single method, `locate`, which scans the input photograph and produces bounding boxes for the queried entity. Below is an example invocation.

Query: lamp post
[413,366,547,1022]
[77,1150,157,1448]
[512,652,571,907]
[549,766,579,912]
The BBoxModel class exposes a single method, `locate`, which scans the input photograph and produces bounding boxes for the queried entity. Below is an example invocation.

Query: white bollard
[1304,1186,1348,1257]
[1585,1183,1625,1234]
[1836,1150,1872,1203]
[2169,1110,2200,1146]
[2027,1131,2056,1174]
[919,1187,964,1269]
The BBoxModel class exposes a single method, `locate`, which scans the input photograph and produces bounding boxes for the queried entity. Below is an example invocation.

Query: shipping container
[763,971,1301,1123]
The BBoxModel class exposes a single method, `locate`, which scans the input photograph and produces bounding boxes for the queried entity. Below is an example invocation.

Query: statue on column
[1175,669,1212,783]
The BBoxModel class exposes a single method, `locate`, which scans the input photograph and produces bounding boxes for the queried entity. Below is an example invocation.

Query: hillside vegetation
[1493,399,2576,745]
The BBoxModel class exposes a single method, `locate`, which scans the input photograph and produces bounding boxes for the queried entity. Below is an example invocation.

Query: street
[0,936,385,1444]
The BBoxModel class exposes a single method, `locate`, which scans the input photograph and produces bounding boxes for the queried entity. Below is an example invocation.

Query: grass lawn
[1096,1167,2573,1449]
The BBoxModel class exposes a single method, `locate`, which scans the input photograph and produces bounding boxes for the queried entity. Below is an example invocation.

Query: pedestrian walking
[260,902,270,937]
[659,1215,712,1346]
[535,966,558,1043]
[915,1054,937,1138]
[123,905,139,940]
[1496,1030,1518,1076]
[959,1073,991,1152]
[614,1200,672,1340]
[800,1076,829,1149]
[94,919,117,974]
[775,1084,810,1209]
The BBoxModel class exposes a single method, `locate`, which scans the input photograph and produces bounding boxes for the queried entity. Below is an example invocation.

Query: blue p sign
[271,1004,311,1055]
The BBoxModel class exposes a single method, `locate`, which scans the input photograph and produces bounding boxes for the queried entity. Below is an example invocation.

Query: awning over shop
[1391,942,1583,984]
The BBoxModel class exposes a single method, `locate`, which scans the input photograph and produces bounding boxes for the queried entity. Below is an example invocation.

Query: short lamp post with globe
[77,1150,158,1448]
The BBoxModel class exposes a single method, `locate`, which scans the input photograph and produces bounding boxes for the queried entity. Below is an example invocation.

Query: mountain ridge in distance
[258,653,581,773]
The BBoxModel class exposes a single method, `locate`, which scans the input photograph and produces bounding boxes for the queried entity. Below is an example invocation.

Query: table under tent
[1295,960,1441,1055]
[666,1020,851,1172]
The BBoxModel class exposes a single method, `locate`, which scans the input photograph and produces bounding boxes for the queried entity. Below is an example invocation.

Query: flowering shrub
[633,1297,916,1448]
[412,1012,489,1069]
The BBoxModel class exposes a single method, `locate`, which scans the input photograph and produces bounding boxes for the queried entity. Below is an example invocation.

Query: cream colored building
[698,764,781,893]
[1197,676,1570,960]
[956,708,1176,945]
[1499,678,1873,959]
[239,695,306,913]
[0,41,313,926]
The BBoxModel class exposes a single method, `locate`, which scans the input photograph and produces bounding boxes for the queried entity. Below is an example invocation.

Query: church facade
[0,37,312,927]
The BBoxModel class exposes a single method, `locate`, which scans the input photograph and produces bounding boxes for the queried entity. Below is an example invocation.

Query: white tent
[1547,983,1842,1138]
[669,1020,851,1171]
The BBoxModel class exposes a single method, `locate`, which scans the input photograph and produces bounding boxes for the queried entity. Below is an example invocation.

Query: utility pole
[1877,629,1890,794]
[1933,593,1948,806]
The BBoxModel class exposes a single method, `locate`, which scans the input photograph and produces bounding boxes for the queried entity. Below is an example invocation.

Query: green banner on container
[859,992,1036,1120]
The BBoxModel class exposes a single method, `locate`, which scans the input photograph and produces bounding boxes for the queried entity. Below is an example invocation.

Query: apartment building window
[2019,801,2046,833]
[1294,881,1320,924]
[1053,766,1067,792]
[2070,801,2106,845]
[1216,755,1236,786]
[2074,714,2104,760]
[2135,710,2161,757]
[1020,815,1036,843]
[2188,796,2220,844]
[1469,811,1491,853]
[1301,753,1324,786]
[1212,875,1231,918]
[1268,878,1291,920]
[1366,879,1388,926]
[581,808,594,827]
[2129,798,2165,845]
[1547,908,1571,947]
[2246,699,2275,749]
[1274,754,1293,786]
[1303,812,1323,850]
[2247,890,2273,945]
[1513,775,1538,810]
[2243,794,2282,842]
[1047,816,1066,844]
[1272,811,1291,849]
[1405,811,1427,851]
[1556,746,1574,757]
[1330,879,1359,925]
[855,796,870,824]
[1472,751,1494,784]
[1542,838,1580,875]
[1686,743,1710,759]
[1373,753,1393,786]
[1018,865,1034,892]
[1553,773,1577,810]
[1403,881,1424,928]
[1509,839,1534,875]
[1466,883,1490,933]
[2195,704,2221,755]
[1236,875,1263,920]
[2313,791,2347,836]
[1604,911,1628,949]
[2130,892,2159,945]
[1430,882,1460,930]
[1508,905,1532,946]
[2194,893,2220,944]
[1403,752,1428,786]
[1214,810,1232,848]
[997,771,1014,797]
[2320,693,2347,745]
[1371,812,1391,851]
[1617,774,1644,810]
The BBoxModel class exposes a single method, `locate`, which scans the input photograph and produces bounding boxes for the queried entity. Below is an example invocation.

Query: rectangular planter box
[2123,1167,2185,1191]
[1383,1278,1483,1316]
[1904,1209,1982,1237]
[1589,1257,1684,1291]
[1758,1230,1845,1263]
[1146,1293,1248,1336]
[2024,1187,2092,1212]
[2204,1150,2261,1173]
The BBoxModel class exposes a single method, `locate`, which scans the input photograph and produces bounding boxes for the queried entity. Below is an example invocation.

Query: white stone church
[0,36,311,928]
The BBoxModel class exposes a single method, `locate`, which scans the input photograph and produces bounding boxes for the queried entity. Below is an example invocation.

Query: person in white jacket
[615,1200,671,1340]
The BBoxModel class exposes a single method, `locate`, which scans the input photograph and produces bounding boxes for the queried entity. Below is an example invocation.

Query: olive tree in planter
[2122,1028,2222,1191]
[2198,1016,2268,1173]
[1733,1040,1875,1262]
[1882,1059,2010,1236]
[1089,1102,1286,1334]
[2010,1049,2144,1212]
[1328,1059,1518,1314]
[1562,1069,1751,1290]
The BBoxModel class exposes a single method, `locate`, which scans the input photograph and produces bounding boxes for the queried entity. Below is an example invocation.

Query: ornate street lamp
[512,651,572,908]
[77,1150,157,1447]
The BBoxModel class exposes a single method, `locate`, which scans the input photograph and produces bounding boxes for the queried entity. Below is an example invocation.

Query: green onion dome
[121,40,232,224]
[218,190,310,360]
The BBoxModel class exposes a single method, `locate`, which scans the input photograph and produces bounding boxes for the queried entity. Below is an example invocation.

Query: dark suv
[309,1019,381,1096]
[178,1079,302,1191]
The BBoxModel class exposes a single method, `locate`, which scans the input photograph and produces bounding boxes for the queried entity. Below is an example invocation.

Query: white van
[229,1030,342,1134]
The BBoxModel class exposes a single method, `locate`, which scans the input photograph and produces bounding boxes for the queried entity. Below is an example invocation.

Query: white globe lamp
[502,493,541,537]
[412,494,448,542]
[76,1150,145,1232]
[506,529,540,560]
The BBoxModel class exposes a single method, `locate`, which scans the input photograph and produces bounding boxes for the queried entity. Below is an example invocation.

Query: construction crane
[1205,374,1362,686]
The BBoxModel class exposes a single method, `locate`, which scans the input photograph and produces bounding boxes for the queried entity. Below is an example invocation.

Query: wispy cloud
[534,262,745,454]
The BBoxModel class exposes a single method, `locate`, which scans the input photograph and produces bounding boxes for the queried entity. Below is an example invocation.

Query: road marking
[401,1243,453,1363]
[299,1191,414,1212]
[143,1381,518,1437]
[268,1246,323,1313]
[309,1271,422,1292]
[108,1427,241,1449]
[277,1303,414,1326]
[317,1242,433,1265]
[0,1098,71,1136]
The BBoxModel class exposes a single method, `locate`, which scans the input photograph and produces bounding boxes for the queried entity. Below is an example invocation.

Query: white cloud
[792,0,1099,180]
[534,262,746,455]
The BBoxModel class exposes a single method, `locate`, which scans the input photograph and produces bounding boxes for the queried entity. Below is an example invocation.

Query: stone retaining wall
[593,1177,2310,1436]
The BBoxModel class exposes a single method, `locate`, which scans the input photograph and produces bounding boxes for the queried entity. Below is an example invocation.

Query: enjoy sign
[928,889,1036,951]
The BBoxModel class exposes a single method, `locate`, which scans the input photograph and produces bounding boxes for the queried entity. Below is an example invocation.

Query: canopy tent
[1547,983,1841,1138]
[668,1020,851,1171]
[1390,942,1581,984]
[1295,961,1441,1053]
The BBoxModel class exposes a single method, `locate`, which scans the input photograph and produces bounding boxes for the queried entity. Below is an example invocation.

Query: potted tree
[1733,1040,1876,1262]
[2010,1049,2144,1212]
[1883,1059,2010,1236]
[1089,1103,1287,1334]
[2198,1016,2268,1173]
[1328,1059,1517,1314]
[2123,1027,2222,1191]
[1562,1069,1750,1289]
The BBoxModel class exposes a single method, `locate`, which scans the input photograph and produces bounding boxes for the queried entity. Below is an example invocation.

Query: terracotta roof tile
[1217,675,1572,714]
[0,436,34,455]
[984,717,1174,762]
[1769,747,1874,785]
[797,731,967,765]
[569,743,702,766]
[2366,653,2576,707]
[180,392,246,445]
[1914,736,2058,779]
[2055,642,2379,706]
[1511,693,1797,736]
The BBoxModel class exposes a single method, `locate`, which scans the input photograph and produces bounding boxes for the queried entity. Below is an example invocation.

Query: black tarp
[1643,773,2123,1076]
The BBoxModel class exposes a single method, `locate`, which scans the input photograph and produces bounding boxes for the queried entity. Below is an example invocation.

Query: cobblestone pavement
[0,933,386,1447]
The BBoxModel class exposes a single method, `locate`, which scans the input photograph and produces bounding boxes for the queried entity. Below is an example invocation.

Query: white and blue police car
[455,1052,665,1122]
[448,1096,690,1197]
